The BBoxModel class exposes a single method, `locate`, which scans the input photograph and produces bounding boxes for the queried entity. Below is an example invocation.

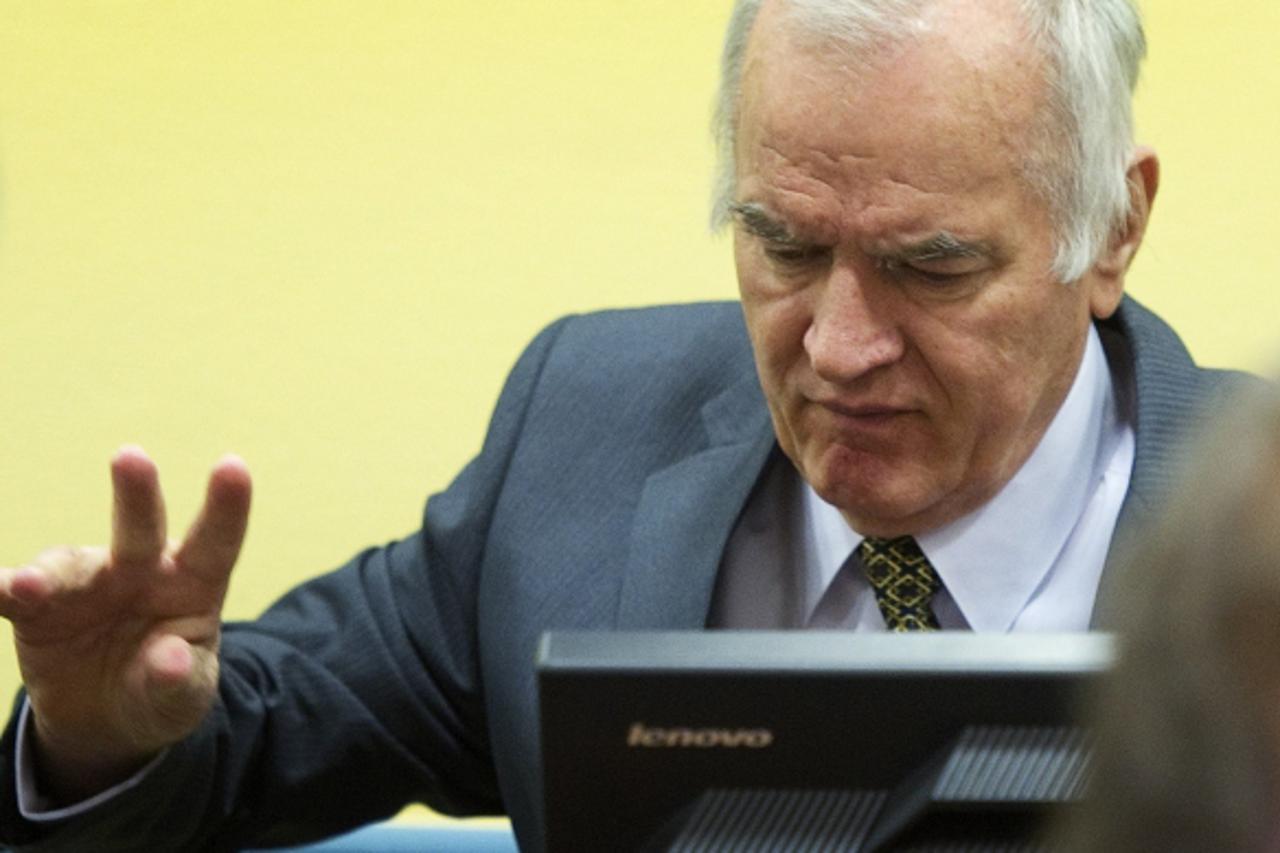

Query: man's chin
[804,457,942,536]
[809,485,919,535]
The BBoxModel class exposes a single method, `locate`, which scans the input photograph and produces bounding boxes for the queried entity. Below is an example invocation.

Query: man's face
[734,0,1126,536]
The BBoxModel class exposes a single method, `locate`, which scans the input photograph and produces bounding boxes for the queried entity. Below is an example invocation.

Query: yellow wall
[1,0,1277,823]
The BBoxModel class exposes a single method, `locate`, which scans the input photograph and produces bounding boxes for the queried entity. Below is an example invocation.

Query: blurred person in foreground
[1061,382,1280,853]
[0,0,1257,851]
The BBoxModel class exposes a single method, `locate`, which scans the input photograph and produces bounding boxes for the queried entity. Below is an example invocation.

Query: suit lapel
[1093,296,1218,626]
[616,371,777,629]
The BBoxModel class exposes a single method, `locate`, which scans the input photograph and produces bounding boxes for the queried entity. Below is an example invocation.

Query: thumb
[134,632,221,745]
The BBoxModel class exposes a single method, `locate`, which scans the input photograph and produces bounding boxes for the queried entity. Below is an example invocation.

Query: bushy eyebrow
[896,232,993,263]
[729,202,994,262]
[727,202,801,245]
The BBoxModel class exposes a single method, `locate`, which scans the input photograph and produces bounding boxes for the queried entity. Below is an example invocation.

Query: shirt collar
[802,325,1118,631]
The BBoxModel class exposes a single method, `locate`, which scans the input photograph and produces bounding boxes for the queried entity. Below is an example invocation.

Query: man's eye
[907,267,966,284]
[879,257,971,285]
[763,244,828,267]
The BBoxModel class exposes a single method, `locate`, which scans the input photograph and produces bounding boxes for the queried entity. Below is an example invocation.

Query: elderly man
[0,0,1248,850]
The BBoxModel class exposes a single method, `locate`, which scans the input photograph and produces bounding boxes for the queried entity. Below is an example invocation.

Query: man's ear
[1089,146,1159,319]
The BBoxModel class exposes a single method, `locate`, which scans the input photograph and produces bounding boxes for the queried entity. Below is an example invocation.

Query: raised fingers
[175,454,252,585]
[111,446,168,570]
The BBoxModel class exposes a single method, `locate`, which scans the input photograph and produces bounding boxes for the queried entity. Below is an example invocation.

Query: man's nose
[802,264,905,382]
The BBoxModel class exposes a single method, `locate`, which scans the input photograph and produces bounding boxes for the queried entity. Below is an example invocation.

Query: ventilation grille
[932,726,1092,803]
[668,788,887,853]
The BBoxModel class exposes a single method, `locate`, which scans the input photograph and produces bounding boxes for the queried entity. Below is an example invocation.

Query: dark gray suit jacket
[0,297,1247,852]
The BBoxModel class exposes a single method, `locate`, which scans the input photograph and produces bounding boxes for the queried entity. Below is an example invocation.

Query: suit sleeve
[0,317,573,853]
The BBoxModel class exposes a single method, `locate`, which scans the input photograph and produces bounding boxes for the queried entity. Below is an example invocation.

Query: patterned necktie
[859,535,942,631]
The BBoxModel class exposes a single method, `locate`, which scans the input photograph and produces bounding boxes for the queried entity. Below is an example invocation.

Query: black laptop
[538,631,1112,852]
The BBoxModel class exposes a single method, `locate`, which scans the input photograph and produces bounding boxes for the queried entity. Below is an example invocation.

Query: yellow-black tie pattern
[859,536,941,632]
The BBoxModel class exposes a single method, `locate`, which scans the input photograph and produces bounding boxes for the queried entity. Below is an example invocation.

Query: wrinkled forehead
[738,0,1050,174]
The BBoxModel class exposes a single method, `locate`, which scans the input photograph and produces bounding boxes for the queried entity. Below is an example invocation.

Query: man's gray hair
[711,0,1147,282]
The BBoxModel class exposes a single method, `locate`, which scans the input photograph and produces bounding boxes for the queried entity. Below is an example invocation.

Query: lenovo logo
[626,722,774,749]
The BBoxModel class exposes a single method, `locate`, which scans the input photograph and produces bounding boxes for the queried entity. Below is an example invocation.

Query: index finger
[111,446,168,570]
[174,454,252,584]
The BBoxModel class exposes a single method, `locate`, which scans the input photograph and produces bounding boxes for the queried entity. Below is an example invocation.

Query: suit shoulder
[542,302,753,380]
[505,302,760,437]
[558,302,749,356]
[1110,296,1259,404]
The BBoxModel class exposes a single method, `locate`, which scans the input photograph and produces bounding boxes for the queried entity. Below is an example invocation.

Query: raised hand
[0,446,251,802]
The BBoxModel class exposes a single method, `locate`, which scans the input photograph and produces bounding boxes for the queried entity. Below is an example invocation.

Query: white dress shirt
[709,325,1134,631]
